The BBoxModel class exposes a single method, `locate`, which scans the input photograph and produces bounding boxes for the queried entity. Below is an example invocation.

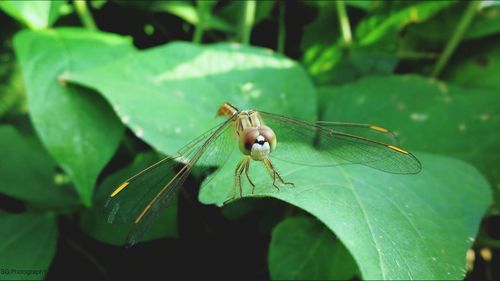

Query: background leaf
[216,0,276,32]
[355,1,454,46]
[0,212,57,280]
[443,41,500,91]
[0,61,25,118]
[13,28,134,206]
[406,3,500,43]
[66,42,316,158]
[0,125,79,209]
[200,151,491,279]
[300,4,399,86]
[0,0,63,29]
[80,152,178,246]
[149,1,234,33]
[0,10,27,118]
[268,216,358,280]
[320,75,500,192]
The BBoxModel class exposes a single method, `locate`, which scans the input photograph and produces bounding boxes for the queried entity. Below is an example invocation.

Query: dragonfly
[104,102,421,246]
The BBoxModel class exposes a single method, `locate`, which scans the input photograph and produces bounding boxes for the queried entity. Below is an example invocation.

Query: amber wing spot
[369,125,389,133]
[111,182,129,197]
[387,145,409,154]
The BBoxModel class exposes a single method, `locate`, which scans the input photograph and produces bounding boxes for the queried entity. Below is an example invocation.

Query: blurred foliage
[268,216,358,280]
[0,0,64,29]
[0,1,498,280]
[0,212,57,280]
[0,125,79,209]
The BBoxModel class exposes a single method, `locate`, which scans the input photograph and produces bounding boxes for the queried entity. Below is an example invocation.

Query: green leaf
[303,0,375,10]
[80,152,178,246]
[200,151,491,279]
[66,42,316,158]
[300,4,342,83]
[152,1,198,25]
[321,75,500,192]
[443,41,500,91]
[300,3,339,52]
[304,42,400,85]
[0,125,79,209]
[0,0,63,29]
[269,216,358,280]
[0,59,25,117]
[355,1,454,45]
[254,0,276,24]
[216,1,276,32]
[151,1,235,32]
[0,212,58,280]
[406,3,500,42]
[0,13,27,118]
[300,5,398,85]
[89,0,107,10]
[345,0,375,11]
[13,28,134,206]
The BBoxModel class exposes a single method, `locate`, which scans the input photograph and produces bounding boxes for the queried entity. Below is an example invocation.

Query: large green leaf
[66,42,316,157]
[320,75,500,191]
[200,152,491,279]
[0,125,78,209]
[80,152,178,246]
[268,216,358,280]
[14,28,134,206]
[0,0,63,29]
[0,212,58,280]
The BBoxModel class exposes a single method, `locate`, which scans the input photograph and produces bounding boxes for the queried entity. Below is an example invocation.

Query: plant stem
[241,0,256,45]
[336,0,352,47]
[277,1,286,54]
[431,1,480,78]
[192,1,210,44]
[65,236,108,278]
[74,0,97,31]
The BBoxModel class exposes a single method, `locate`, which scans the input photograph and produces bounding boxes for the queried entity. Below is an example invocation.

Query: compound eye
[258,126,277,151]
[239,128,260,155]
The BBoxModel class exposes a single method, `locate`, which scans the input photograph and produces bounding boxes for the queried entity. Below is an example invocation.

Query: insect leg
[263,158,280,191]
[243,158,256,194]
[238,161,246,197]
[264,158,294,188]
[232,159,246,200]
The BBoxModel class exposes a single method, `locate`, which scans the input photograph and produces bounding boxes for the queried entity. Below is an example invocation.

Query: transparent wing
[104,116,237,246]
[104,155,181,225]
[259,112,421,174]
[316,121,400,146]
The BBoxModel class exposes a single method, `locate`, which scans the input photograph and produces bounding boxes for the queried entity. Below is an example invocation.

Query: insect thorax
[235,110,262,136]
